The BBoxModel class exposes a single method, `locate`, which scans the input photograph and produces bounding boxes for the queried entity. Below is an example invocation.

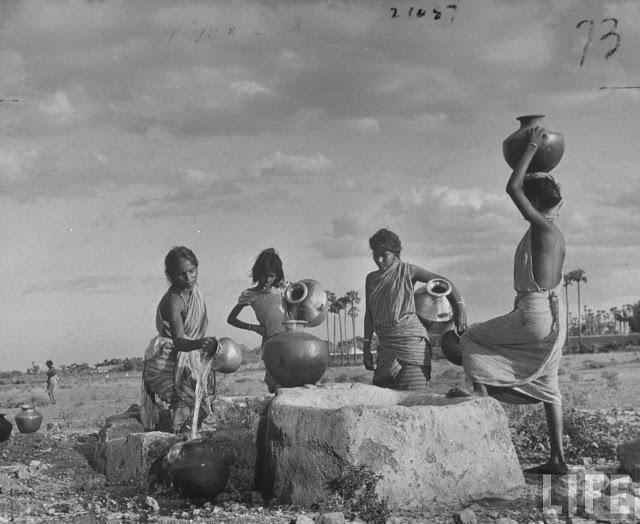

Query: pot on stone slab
[0,413,12,442]
[263,320,329,387]
[168,438,229,500]
[15,404,43,433]
[502,114,564,173]
[440,330,463,366]
[284,279,329,328]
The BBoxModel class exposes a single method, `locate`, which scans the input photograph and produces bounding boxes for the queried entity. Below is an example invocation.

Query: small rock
[542,507,559,524]
[453,508,477,524]
[145,496,160,513]
[16,467,29,479]
[579,457,592,466]
[317,512,346,524]
[293,514,315,524]
[495,518,518,524]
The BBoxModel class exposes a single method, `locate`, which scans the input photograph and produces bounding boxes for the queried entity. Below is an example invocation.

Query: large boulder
[260,383,525,509]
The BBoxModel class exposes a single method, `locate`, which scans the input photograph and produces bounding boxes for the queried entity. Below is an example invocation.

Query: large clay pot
[168,438,229,500]
[0,413,12,442]
[415,278,454,324]
[15,405,43,433]
[213,337,243,374]
[263,320,329,387]
[502,114,564,173]
[284,279,329,328]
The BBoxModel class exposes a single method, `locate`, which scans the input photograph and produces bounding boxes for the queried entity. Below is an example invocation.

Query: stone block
[204,395,271,433]
[98,417,144,442]
[95,431,180,483]
[260,383,525,509]
[617,439,640,481]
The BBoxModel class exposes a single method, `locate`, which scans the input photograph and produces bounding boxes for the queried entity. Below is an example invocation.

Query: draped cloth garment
[369,261,431,390]
[140,285,208,430]
[461,228,566,405]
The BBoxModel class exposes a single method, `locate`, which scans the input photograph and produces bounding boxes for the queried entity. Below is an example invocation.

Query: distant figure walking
[227,248,288,393]
[141,246,219,434]
[45,360,59,404]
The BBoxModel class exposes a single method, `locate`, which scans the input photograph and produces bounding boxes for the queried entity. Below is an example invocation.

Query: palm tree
[337,296,350,364]
[325,291,335,357]
[345,290,361,362]
[327,291,338,362]
[565,268,587,348]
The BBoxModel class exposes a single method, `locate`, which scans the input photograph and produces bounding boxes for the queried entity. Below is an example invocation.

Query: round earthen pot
[168,438,229,500]
[263,320,329,387]
[502,114,564,173]
[213,337,243,374]
[284,279,329,328]
[440,330,463,366]
[0,413,13,442]
[15,405,43,433]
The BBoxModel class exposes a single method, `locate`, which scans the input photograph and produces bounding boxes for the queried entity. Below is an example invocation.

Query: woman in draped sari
[363,229,466,391]
[141,246,218,433]
[451,126,568,475]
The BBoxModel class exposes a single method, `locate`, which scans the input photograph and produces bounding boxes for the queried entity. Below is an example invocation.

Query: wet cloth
[369,261,431,390]
[461,228,566,405]
[141,285,209,430]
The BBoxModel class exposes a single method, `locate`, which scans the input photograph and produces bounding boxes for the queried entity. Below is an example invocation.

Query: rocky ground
[1,429,637,523]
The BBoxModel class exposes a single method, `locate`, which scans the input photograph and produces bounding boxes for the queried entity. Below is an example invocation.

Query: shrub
[326,464,390,524]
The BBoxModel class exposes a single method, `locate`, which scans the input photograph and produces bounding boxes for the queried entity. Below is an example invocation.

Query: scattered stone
[495,518,519,524]
[579,457,592,466]
[317,512,346,524]
[292,514,315,524]
[453,507,477,524]
[145,495,160,513]
[616,439,640,481]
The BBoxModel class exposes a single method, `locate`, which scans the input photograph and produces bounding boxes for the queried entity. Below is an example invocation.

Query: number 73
[576,18,621,67]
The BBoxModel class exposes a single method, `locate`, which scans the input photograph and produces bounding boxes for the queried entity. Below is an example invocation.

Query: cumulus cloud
[230,80,273,97]
[24,275,132,294]
[254,151,334,177]
[345,118,381,135]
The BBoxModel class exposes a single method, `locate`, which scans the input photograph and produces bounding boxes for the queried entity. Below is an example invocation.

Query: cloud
[405,112,448,132]
[230,80,273,97]
[24,275,132,294]
[254,151,334,177]
[344,117,381,135]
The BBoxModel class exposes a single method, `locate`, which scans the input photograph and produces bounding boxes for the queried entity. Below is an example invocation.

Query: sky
[1,0,639,371]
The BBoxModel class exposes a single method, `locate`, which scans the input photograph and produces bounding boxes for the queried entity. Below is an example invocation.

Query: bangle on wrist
[528,142,539,149]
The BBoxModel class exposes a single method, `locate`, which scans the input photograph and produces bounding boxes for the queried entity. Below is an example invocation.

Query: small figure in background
[45,360,59,404]
[227,248,288,393]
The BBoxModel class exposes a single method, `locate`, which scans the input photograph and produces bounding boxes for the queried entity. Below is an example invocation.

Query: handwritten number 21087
[576,18,621,66]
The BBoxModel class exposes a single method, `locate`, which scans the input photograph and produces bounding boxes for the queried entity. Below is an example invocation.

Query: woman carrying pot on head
[449,127,568,475]
[363,229,466,391]
[141,246,219,434]
[227,248,288,393]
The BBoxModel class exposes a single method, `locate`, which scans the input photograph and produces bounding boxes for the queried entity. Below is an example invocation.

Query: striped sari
[369,261,431,391]
[141,285,209,430]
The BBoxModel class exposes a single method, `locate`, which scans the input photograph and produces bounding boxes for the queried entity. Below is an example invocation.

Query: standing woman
[141,246,218,433]
[363,229,466,391]
[456,126,568,474]
[227,248,287,393]
[45,360,59,404]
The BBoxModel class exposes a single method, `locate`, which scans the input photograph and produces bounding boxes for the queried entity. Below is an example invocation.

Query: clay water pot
[415,278,454,324]
[263,320,329,387]
[213,337,243,374]
[0,413,12,442]
[502,114,564,173]
[15,405,43,433]
[440,330,463,366]
[168,438,229,500]
[284,279,329,328]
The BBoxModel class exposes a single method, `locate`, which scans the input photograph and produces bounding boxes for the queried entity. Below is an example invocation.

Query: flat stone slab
[260,383,525,509]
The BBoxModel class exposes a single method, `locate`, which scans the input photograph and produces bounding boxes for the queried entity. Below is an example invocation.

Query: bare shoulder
[365,271,378,289]
[159,291,183,317]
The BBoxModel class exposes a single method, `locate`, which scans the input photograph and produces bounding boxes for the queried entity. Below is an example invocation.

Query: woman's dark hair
[45,360,53,367]
[251,248,284,287]
[524,173,562,211]
[369,229,402,256]
[165,246,198,285]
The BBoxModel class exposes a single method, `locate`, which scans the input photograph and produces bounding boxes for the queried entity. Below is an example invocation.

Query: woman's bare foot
[524,461,569,475]
[446,386,474,398]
